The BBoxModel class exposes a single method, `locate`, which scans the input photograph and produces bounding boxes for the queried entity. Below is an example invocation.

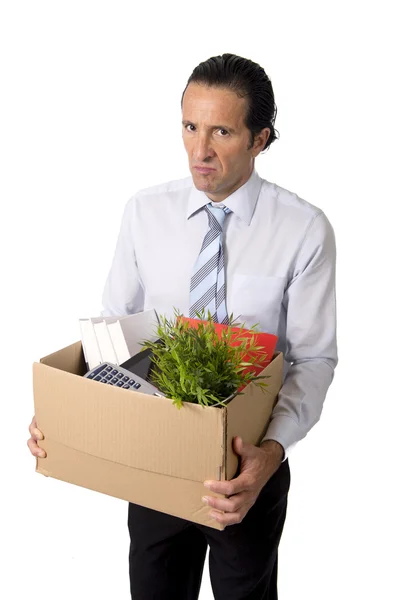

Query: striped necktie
[189,203,231,324]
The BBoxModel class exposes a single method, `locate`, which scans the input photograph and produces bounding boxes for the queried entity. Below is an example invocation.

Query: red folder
[179,317,278,392]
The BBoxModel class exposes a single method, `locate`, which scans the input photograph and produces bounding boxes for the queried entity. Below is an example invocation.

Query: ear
[252,127,270,157]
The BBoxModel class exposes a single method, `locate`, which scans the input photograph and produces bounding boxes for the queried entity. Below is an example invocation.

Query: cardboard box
[33,318,283,531]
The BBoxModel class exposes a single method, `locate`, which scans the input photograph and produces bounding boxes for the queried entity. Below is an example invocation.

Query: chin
[194,181,212,191]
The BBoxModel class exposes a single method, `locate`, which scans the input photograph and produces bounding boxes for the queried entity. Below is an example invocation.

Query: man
[28,53,337,599]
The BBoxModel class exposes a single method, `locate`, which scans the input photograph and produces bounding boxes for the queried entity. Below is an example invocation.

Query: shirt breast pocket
[229,274,286,332]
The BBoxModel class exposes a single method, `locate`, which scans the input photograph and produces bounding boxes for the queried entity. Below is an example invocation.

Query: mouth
[194,167,216,174]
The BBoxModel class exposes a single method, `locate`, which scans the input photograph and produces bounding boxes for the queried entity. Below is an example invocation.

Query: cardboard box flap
[33,362,225,483]
[225,352,284,480]
[40,341,86,376]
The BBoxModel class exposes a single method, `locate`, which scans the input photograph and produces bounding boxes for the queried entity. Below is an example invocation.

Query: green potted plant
[141,309,270,409]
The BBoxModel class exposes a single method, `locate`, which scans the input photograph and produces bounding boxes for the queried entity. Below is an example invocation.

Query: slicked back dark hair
[181,53,279,152]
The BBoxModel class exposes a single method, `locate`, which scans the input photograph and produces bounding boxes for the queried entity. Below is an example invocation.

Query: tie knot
[205,203,231,231]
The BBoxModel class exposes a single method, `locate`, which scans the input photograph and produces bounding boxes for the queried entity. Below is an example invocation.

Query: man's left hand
[202,437,284,527]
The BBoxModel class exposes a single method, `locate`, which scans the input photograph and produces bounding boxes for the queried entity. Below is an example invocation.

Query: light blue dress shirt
[101,165,338,461]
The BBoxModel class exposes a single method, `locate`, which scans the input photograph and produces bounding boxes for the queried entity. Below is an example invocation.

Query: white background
[1,1,398,598]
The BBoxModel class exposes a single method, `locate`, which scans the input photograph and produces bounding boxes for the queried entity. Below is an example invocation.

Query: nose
[193,133,216,163]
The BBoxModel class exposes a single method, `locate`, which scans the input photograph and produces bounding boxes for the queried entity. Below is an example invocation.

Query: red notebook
[179,317,278,392]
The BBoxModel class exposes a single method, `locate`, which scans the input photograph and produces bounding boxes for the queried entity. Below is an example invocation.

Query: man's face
[182,83,269,202]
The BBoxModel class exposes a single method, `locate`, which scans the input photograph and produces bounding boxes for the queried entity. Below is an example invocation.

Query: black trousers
[128,458,290,600]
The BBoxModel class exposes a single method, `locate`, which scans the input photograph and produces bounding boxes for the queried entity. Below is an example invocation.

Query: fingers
[202,491,247,514]
[203,475,258,526]
[204,475,249,497]
[28,415,46,458]
[202,491,255,526]
[27,437,47,458]
[203,490,254,526]
[210,510,244,526]
[29,417,43,439]
[33,428,44,440]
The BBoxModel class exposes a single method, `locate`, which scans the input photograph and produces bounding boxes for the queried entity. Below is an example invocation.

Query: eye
[184,124,230,137]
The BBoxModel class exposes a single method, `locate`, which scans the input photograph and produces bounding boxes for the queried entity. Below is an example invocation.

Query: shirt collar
[186,165,263,225]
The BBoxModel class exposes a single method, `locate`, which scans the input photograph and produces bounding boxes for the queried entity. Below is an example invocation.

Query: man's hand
[202,437,284,527]
[27,415,46,458]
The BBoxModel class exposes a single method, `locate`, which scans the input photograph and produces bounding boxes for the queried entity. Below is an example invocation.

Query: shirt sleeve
[101,196,144,317]
[261,210,338,461]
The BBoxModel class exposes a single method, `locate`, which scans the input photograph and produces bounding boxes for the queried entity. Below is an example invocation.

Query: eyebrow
[182,120,236,134]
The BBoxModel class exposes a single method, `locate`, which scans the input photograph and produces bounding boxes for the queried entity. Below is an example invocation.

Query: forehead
[182,83,247,127]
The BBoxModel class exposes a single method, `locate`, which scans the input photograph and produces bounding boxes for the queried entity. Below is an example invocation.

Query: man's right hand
[27,415,46,458]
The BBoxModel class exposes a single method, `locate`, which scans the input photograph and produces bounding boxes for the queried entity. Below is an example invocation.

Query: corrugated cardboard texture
[224,352,284,480]
[33,362,225,483]
[36,439,225,530]
[40,341,86,375]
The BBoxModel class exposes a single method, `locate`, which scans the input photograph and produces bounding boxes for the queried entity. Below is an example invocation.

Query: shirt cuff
[261,415,300,461]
